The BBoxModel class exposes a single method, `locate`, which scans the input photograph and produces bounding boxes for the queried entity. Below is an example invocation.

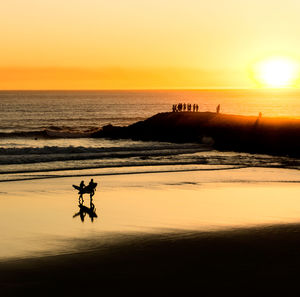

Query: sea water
[0,89,299,181]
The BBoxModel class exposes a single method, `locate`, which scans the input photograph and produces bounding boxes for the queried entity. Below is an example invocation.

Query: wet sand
[0,167,300,296]
[2,224,300,296]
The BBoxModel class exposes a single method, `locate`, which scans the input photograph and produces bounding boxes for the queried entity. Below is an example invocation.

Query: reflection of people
[73,198,98,223]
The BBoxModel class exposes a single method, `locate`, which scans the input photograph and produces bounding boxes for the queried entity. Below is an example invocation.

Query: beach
[1,167,300,296]
[0,90,299,296]
[2,0,300,294]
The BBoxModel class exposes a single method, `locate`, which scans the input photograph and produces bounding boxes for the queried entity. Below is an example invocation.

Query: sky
[1,0,300,89]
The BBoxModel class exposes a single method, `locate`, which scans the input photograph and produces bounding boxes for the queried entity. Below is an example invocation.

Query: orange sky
[1,0,300,89]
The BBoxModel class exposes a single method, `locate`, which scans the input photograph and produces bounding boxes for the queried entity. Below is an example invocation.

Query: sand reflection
[73,197,98,223]
[0,168,299,260]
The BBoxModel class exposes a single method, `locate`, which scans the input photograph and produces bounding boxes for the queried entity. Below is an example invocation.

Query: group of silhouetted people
[172,103,264,120]
[172,103,199,112]
[172,103,223,114]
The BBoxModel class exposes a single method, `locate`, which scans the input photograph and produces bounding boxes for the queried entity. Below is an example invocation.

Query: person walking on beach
[216,104,220,114]
[80,180,85,189]
[88,178,97,198]
[88,178,96,188]
[196,104,199,112]
[79,180,85,199]
[183,103,186,111]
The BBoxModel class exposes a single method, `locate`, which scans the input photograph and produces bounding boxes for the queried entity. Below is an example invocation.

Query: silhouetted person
[80,180,85,190]
[254,112,262,128]
[188,104,191,112]
[79,180,85,198]
[88,178,97,198]
[216,104,220,114]
[196,104,199,112]
[193,104,196,112]
[183,103,186,111]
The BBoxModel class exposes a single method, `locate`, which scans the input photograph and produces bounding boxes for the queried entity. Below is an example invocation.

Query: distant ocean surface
[0,90,299,182]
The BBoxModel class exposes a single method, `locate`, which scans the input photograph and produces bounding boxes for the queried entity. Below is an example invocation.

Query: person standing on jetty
[216,104,220,114]
[178,103,182,112]
[172,103,199,112]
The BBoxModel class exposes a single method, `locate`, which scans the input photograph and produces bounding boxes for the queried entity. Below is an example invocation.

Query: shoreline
[0,168,300,296]
[0,168,299,258]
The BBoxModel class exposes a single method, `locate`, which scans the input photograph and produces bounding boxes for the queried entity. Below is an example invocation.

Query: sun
[252,57,299,88]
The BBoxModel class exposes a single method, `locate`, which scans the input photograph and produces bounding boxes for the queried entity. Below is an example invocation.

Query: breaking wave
[0,127,100,139]
[0,143,210,165]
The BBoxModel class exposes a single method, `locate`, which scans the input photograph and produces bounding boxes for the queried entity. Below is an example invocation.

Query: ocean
[0,89,299,182]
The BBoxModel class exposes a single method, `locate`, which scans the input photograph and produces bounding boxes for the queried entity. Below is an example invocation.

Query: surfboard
[73,183,98,194]
[73,185,81,191]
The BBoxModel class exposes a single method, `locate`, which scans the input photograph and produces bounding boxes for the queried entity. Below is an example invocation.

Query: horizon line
[0,87,298,92]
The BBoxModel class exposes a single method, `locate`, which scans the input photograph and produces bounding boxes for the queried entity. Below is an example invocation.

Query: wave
[0,147,298,180]
[0,128,99,139]
[0,143,209,165]
[1,165,299,183]
[0,116,146,139]
[0,165,245,183]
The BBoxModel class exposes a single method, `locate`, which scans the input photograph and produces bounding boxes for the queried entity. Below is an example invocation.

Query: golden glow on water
[252,57,300,88]
[0,168,299,259]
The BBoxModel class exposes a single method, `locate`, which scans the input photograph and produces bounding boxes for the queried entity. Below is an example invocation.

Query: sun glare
[253,57,299,88]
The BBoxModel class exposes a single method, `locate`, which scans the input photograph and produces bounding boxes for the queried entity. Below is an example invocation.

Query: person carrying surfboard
[88,179,96,197]
[79,180,85,198]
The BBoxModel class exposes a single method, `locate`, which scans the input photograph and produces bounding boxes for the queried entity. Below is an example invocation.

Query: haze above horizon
[1,0,300,90]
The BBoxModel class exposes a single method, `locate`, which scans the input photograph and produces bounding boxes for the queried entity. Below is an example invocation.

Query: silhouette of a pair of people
[78,178,97,199]
[73,178,98,222]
